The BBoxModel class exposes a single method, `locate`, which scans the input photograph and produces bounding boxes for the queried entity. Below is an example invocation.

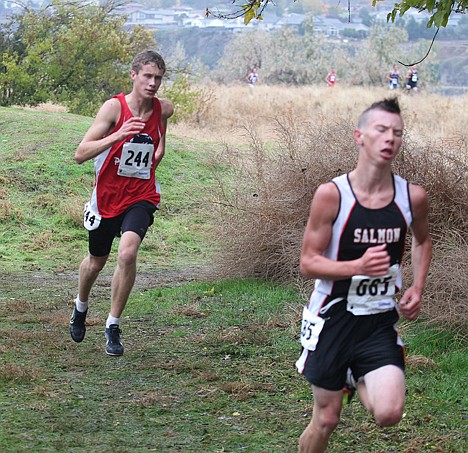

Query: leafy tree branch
[208,0,467,27]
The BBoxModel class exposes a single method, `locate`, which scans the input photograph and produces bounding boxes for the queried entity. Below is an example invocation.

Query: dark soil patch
[0,265,212,307]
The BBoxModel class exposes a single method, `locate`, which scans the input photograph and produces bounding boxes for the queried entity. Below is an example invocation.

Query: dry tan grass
[15,102,68,113]
[60,195,87,226]
[406,354,437,370]
[171,84,468,146]
[0,364,41,382]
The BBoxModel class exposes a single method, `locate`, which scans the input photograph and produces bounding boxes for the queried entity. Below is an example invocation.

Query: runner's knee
[373,405,403,427]
[87,255,107,273]
[313,407,340,434]
[117,245,138,267]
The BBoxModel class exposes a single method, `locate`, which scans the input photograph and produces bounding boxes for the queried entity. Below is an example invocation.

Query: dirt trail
[0,265,212,306]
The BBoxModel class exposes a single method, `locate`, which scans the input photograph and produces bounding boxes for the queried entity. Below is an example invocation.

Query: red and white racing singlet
[88,93,164,219]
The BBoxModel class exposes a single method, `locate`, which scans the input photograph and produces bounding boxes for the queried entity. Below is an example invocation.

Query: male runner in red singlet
[69,50,173,356]
[325,68,337,88]
[296,98,432,452]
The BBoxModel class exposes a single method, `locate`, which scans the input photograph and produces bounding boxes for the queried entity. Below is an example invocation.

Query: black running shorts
[88,200,157,257]
[299,301,405,391]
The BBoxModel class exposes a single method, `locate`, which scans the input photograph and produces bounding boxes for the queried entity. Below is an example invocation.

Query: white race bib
[346,264,399,315]
[118,142,154,179]
[300,306,325,351]
[83,202,101,231]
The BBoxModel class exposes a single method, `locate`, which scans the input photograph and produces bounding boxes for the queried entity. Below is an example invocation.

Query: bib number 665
[356,275,392,297]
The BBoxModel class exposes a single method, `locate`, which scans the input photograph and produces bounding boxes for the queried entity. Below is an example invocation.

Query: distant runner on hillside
[69,50,173,356]
[387,64,402,91]
[325,68,338,88]
[246,67,259,94]
[405,65,419,94]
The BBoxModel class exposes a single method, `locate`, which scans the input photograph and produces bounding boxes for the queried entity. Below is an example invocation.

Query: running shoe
[105,324,124,356]
[342,369,356,405]
[69,307,87,343]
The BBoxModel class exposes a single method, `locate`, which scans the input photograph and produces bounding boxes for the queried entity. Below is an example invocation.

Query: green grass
[0,107,466,452]
[0,280,466,452]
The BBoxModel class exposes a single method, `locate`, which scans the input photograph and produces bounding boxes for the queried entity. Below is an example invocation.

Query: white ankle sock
[106,315,120,328]
[75,297,88,313]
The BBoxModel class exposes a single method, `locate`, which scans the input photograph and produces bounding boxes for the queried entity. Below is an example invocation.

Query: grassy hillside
[0,105,466,452]
[0,106,215,273]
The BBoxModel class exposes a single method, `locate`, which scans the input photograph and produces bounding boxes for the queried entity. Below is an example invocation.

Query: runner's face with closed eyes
[355,110,404,164]
[131,63,164,99]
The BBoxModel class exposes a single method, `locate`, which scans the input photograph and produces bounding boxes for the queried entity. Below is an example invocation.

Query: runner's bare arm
[74,98,145,164]
[154,99,174,168]
[300,183,391,280]
[399,184,432,320]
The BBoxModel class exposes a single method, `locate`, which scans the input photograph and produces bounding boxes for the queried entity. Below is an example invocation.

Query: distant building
[274,13,308,31]
[0,2,457,40]
[313,15,369,38]
[116,5,369,38]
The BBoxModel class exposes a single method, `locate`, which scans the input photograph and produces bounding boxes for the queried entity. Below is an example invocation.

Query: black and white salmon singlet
[308,173,413,317]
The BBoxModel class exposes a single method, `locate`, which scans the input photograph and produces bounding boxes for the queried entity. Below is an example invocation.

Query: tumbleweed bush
[207,99,468,331]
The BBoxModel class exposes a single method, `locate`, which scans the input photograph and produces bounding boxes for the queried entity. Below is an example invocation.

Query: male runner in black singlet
[296,98,432,452]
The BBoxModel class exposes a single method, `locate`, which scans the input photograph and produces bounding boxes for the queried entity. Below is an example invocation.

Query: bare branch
[397,28,440,66]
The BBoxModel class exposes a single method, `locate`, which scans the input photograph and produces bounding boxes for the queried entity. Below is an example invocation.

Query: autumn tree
[0,0,155,114]
[214,26,330,85]
[346,24,439,86]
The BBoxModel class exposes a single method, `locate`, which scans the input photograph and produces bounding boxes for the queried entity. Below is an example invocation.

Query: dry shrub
[220,381,273,400]
[0,200,24,222]
[0,200,11,221]
[208,110,357,283]
[207,98,468,331]
[221,381,257,400]
[21,232,54,251]
[419,240,468,330]
[395,135,468,329]
[136,392,179,408]
[394,134,468,240]
[0,186,11,220]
